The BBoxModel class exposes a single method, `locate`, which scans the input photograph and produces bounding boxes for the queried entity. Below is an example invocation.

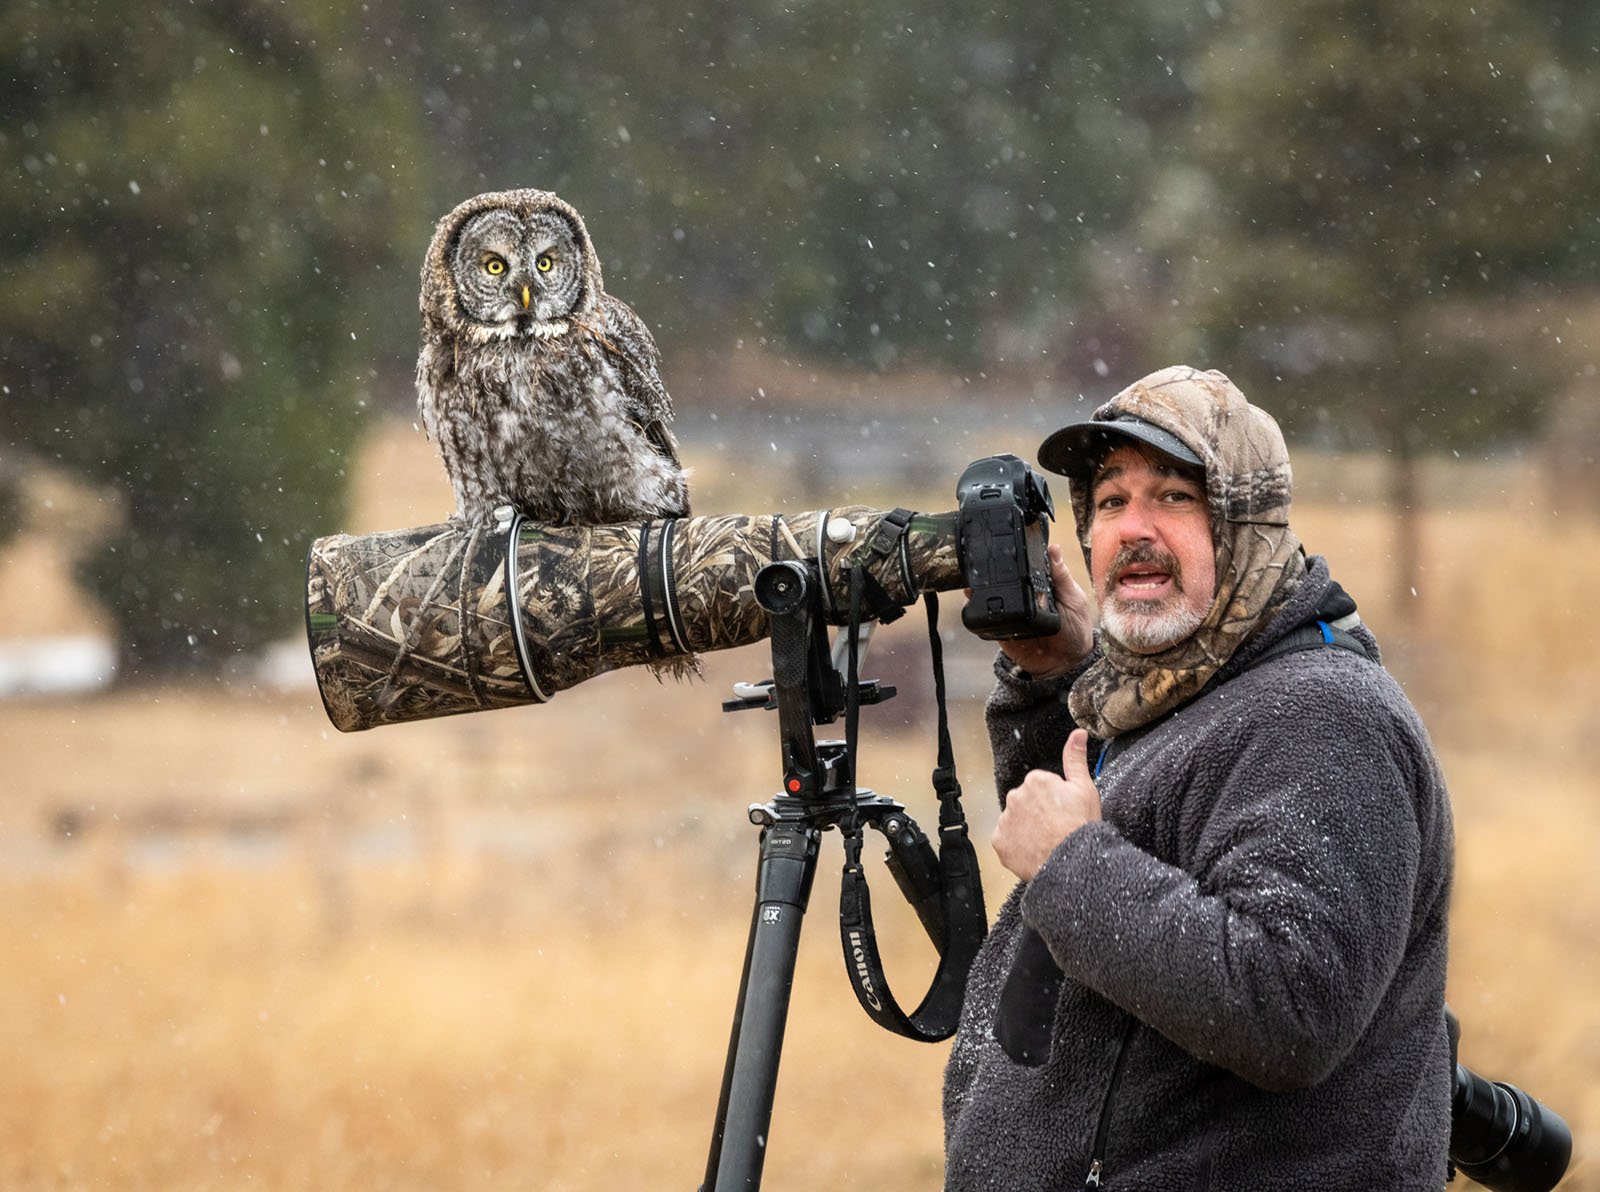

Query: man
[943,366,1454,1190]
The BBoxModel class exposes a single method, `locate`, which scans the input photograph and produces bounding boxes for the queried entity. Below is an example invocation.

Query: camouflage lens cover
[306,507,961,731]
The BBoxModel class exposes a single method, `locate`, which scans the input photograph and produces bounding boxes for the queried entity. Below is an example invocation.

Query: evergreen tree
[389,0,1202,376]
[1146,0,1594,443]
[1,1,430,678]
[1142,0,1597,612]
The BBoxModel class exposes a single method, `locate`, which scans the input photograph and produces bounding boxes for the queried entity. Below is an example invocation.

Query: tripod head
[722,560,896,803]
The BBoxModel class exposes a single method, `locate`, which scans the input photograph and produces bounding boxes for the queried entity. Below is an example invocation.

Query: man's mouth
[1106,552,1183,602]
[1117,569,1172,596]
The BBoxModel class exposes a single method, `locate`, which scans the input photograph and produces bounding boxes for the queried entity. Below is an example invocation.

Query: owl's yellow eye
[536,254,554,273]
[484,256,507,276]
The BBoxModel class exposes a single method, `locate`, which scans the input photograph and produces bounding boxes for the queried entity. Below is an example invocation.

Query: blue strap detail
[1316,620,1334,644]
[1094,742,1109,779]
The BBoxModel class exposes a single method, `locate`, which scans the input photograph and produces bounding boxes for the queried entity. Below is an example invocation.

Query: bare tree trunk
[1385,434,1444,716]
[1390,436,1424,635]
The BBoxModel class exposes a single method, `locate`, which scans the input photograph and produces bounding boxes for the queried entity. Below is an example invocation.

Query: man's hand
[998,542,1095,679]
[993,729,1101,882]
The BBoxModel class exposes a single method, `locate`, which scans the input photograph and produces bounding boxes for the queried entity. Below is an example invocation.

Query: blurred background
[3,0,1598,1187]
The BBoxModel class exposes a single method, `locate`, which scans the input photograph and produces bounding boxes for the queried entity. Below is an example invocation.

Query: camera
[306,456,1063,731]
[955,453,1060,641]
[1447,1010,1571,1191]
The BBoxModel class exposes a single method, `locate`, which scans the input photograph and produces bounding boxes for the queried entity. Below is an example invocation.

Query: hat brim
[1037,416,1203,480]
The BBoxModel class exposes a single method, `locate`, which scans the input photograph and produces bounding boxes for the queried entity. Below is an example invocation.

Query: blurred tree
[0,1,430,678]
[741,0,1202,375]
[1143,0,1598,615]
[384,0,1205,379]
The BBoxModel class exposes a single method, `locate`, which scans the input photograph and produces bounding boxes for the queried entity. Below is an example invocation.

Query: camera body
[956,453,1060,641]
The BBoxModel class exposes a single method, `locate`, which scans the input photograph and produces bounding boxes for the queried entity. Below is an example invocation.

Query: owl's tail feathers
[647,653,704,684]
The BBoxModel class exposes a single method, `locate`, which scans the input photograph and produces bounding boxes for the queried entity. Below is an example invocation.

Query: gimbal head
[723,560,893,802]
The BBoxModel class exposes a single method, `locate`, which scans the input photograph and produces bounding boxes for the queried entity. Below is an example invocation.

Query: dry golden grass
[1,427,1597,1189]
[0,668,968,1191]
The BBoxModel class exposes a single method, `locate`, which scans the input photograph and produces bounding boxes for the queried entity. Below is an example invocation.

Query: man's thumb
[1063,728,1092,780]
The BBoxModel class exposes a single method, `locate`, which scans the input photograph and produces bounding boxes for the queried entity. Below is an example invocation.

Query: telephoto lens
[306,505,963,731]
[1449,1061,1572,1192]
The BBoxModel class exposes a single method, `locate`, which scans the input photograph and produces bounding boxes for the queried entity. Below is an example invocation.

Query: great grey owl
[415,188,691,528]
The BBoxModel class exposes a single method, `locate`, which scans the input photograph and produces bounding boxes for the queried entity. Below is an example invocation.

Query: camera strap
[836,567,987,1042]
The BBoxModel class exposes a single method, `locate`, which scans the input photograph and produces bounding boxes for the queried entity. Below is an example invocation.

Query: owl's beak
[520,284,531,311]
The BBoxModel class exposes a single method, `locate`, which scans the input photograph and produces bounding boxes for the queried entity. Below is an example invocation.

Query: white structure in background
[253,638,316,691]
[0,636,116,697]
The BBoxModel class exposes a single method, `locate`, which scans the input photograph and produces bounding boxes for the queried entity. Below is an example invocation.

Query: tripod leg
[701,897,762,1189]
[701,819,821,1192]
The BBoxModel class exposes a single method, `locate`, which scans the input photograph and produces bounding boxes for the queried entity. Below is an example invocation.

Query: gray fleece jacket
[942,558,1455,1190]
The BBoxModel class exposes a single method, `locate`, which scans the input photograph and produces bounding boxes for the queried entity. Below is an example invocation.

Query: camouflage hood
[1065,366,1306,738]
[418,188,605,340]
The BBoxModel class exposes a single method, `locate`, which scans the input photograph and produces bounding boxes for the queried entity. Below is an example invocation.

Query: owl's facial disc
[450,210,535,329]
[523,211,586,324]
[450,206,588,335]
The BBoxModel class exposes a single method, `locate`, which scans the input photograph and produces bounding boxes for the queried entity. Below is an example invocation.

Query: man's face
[1088,445,1217,654]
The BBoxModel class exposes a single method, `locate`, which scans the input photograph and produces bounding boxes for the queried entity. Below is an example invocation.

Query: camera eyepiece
[1450,1062,1572,1192]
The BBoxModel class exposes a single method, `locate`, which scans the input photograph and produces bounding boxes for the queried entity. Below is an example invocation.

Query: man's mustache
[1102,544,1184,598]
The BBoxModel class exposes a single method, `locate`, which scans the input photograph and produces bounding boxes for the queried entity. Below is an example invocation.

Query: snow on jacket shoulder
[943,558,1455,1191]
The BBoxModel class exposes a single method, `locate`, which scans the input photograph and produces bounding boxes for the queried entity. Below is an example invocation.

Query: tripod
[700,561,981,1191]
[698,745,913,1190]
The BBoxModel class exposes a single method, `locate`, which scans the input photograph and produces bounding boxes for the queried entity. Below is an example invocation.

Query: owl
[415,188,698,680]
[415,188,691,528]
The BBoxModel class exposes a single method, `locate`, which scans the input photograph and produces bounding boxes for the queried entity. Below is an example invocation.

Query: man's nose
[1117,497,1159,542]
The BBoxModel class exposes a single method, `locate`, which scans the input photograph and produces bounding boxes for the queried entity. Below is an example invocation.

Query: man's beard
[1098,544,1208,653]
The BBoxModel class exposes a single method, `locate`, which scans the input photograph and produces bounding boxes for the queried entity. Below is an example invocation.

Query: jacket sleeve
[1020,659,1443,1092]
[984,642,1099,804]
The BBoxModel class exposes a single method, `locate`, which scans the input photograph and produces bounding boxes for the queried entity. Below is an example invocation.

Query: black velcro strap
[845,508,916,626]
[860,507,915,562]
[658,517,691,655]
[854,566,905,625]
[635,521,669,660]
